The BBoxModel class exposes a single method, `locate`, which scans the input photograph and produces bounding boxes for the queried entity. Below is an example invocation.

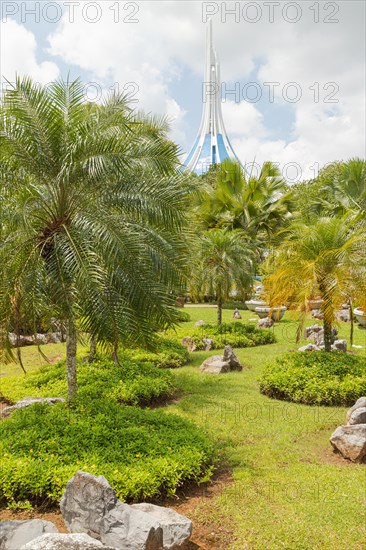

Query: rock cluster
[0,471,193,549]
[181,337,214,352]
[7,332,64,348]
[199,345,243,374]
[300,325,346,352]
[330,397,366,463]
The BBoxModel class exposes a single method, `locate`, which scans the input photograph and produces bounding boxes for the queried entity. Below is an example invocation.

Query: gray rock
[202,338,214,351]
[181,337,196,353]
[298,344,321,352]
[194,320,205,327]
[332,339,347,352]
[348,407,366,426]
[330,424,366,463]
[304,324,323,338]
[223,345,243,371]
[7,333,29,347]
[60,471,163,550]
[131,503,192,549]
[346,397,366,423]
[2,397,65,418]
[20,533,110,549]
[200,345,243,374]
[46,332,62,344]
[232,308,242,319]
[312,309,324,320]
[337,310,350,322]
[32,334,48,345]
[0,520,57,550]
[257,317,274,329]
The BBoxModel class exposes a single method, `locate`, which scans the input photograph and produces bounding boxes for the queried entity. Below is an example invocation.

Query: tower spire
[183,20,239,174]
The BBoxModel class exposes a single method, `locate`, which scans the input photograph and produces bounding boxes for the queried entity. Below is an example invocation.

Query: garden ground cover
[1,306,366,548]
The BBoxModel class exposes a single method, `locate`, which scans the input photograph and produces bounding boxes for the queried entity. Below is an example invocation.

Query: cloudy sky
[1,0,365,181]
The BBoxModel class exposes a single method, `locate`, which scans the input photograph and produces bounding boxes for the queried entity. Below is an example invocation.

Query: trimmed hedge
[259,351,366,406]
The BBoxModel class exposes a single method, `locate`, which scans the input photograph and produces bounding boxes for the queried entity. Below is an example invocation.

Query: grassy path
[167,307,366,549]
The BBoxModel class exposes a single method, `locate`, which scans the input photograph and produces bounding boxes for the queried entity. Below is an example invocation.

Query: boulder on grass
[233,308,242,319]
[337,309,350,322]
[312,309,324,320]
[181,337,196,353]
[60,471,163,550]
[202,338,214,351]
[194,320,205,327]
[200,345,243,374]
[332,339,347,352]
[348,407,366,426]
[20,533,111,549]
[298,344,321,352]
[346,397,366,423]
[131,503,192,549]
[0,520,57,550]
[330,424,366,463]
[257,317,274,329]
[1,397,65,417]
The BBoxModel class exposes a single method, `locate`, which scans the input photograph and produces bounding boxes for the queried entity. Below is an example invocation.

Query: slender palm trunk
[88,334,97,363]
[349,301,354,347]
[323,319,332,352]
[217,296,223,326]
[66,318,77,403]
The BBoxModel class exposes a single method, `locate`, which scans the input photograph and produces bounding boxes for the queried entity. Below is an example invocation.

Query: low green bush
[259,352,366,406]
[0,356,176,407]
[126,338,189,369]
[166,322,275,350]
[175,310,191,322]
[0,400,213,507]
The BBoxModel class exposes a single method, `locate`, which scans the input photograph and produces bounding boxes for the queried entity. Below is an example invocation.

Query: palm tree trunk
[66,318,77,403]
[217,296,223,326]
[88,334,97,363]
[349,301,354,347]
[323,319,332,352]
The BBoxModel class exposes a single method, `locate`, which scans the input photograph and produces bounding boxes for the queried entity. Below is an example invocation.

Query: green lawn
[1,307,365,548]
[168,306,366,549]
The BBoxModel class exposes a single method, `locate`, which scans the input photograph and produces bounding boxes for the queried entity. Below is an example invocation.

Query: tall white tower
[183,20,240,174]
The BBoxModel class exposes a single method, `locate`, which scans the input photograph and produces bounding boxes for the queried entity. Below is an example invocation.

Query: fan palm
[0,77,191,402]
[264,216,365,351]
[191,229,254,325]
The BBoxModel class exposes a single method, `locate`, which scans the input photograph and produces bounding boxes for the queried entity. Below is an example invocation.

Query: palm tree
[304,159,366,224]
[191,229,254,325]
[264,217,365,351]
[0,77,191,402]
[199,159,294,249]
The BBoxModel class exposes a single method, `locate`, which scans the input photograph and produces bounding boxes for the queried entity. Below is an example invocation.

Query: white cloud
[1,1,364,180]
[0,19,59,85]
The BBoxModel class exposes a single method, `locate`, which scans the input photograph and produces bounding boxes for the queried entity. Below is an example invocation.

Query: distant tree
[198,159,294,251]
[191,229,254,325]
[264,216,365,351]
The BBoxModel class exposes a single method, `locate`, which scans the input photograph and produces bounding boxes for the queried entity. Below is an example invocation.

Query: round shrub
[259,352,366,406]
[167,322,276,351]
